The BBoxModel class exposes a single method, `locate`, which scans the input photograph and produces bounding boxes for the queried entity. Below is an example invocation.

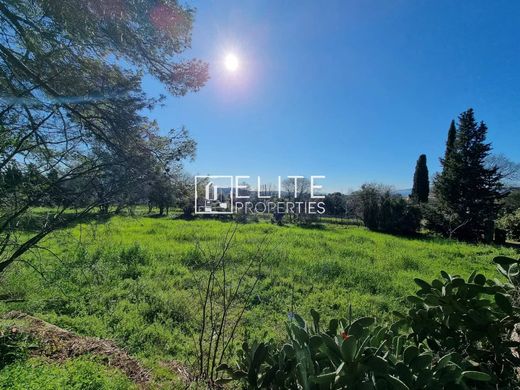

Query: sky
[143,0,520,193]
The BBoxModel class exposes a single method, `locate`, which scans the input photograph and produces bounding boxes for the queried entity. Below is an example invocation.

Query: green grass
[0,216,517,385]
[0,356,136,390]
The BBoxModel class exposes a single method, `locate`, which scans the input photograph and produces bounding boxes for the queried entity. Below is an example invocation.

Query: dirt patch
[2,311,151,387]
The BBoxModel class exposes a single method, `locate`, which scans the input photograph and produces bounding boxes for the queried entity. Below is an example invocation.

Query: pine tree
[433,121,461,222]
[411,154,429,203]
[433,109,503,240]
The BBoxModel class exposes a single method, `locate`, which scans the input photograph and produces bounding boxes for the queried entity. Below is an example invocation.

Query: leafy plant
[0,357,136,390]
[497,209,520,241]
[220,268,520,389]
[494,255,520,305]
[0,325,36,369]
[351,184,421,236]
[402,271,520,387]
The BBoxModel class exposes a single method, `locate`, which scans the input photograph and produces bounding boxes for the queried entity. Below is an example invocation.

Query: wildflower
[341,331,350,341]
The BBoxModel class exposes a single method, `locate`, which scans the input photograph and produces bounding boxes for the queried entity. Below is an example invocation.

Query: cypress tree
[444,120,457,161]
[433,109,503,240]
[411,154,429,203]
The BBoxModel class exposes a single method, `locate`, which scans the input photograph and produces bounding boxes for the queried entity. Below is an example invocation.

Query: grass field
[0,215,518,386]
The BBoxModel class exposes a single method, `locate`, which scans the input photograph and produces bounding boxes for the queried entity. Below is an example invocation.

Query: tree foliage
[487,154,520,187]
[323,192,347,217]
[411,154,429,203]
[444,120,457,162]
[501,190,520,215]
[432,109,503,241]
[497,209,520,242]
[352,184,421,236]
[0,0,208,273]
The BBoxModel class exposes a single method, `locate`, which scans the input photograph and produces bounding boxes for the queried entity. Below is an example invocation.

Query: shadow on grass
[10,209,112,233]
[367,229,520,252]
[297,223,327,230]
[503,241,520,250]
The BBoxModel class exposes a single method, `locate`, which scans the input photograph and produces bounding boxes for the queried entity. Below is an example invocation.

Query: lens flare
[224,53,239,72]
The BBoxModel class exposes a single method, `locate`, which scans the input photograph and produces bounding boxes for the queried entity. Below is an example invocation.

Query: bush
[220,265,520,389]
[422,201,451,237]
[271,211,284,225]
[0,325,35,369]
[494,255,520,306]
[352,184,421,235]
[118,245,149,280]
[182,203,195,219]
[295,212,320,226]
[403,270,519,386]
[379,194,421,235]
[501,190,520,215]
[235,209,259,224]
[323,192,347,217]
[497,209,520,241]
[0,357,136,390]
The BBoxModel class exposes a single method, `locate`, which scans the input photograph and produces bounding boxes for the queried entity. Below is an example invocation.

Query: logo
[195,175,327,215]
[195,176,234,214]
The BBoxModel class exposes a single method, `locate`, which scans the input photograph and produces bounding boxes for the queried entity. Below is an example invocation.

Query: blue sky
[143,0,520,192]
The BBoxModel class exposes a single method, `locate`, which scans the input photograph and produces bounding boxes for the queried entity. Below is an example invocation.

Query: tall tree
[444,120,457,162]
[411,154,429,203]
[433,109,503,241]
[0,0,208,273]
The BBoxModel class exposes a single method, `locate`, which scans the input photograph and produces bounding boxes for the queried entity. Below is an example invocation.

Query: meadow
[0,215,517,387]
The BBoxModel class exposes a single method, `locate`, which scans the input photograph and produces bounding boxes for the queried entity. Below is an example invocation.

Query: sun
[224,53,239,72]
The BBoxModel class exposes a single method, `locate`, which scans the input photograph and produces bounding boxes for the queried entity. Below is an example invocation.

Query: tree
[444,120,457,161]
[323,192,347,216]
[411,154,429,203]
[433,109,503,241]
[352,184,386,230]
[351,183,421,235]
[501,190,520,215]
[0,0,208,274]
[148,170,175,216]
[486,154,520,187]
[282,177,310,200]
[281,177,311,224]
[1,163,23,210]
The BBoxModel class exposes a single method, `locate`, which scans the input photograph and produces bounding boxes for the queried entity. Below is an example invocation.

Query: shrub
[0,325,35,369]
[497,209,520,241]
[422,201,452,237]
[220,267,520,389]
[118,245,149,280]
[501,190,520,215]
[271,211,284,225]
[354,184,381,230]
[295,212,320,226]
[352,184,421,235]
[494,255,520,306]
[182,203,195,219]
[235,209,259,224]
[402,271,519,386]
[379,195,421,235]
[323,193,347,217]
[0,357,135,390]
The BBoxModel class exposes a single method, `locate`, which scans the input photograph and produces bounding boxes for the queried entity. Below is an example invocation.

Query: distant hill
[394,188,412,197]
